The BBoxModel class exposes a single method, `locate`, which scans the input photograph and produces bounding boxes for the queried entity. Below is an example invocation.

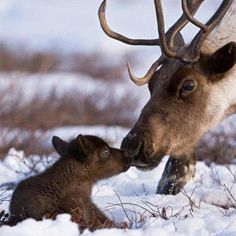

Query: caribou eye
[179,79,197,98]
[100,146,110,160]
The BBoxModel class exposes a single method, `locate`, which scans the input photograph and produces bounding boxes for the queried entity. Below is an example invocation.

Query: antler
[127,56,166,86]
[98,0,160,46]
[186,0,233,61]
[98,0,232,85]
[181,0,207,31]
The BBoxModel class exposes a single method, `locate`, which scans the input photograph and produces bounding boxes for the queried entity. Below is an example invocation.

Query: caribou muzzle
[121,132,165,170]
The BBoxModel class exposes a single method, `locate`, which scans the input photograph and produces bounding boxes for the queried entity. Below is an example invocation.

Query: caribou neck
[202,1,236,54]
[207,66,236,126]
[223,66,236,115]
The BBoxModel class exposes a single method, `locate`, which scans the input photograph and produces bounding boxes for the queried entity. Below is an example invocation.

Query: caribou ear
[202,42,236,75]
[52,136,68,156]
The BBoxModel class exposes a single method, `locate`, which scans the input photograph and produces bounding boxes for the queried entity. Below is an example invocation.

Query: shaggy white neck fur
[203,1,236,116]
[202,1,236,53]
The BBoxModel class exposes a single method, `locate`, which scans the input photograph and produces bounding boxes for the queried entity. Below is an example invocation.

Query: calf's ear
[201,42,236,76]
[66,134,93,162]
[76,134,93,156]
[52,136,68,156]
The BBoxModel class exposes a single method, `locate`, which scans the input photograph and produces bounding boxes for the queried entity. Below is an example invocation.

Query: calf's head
[52,134,131,179]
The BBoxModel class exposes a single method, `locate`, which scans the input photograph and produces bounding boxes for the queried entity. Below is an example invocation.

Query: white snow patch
[0,125,236,235]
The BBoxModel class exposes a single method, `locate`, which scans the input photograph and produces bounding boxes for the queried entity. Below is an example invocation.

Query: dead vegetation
[0,44,60,73]
[195,121,236,164]
[0,88,138,130]
[1,150,236,230]
[0,44,139,158]
[0,43,235,164]
[0,43,133,81]
[210,167,236,209]
[103,187,201,230]
[0,84,138,158]
[0,131,51,158]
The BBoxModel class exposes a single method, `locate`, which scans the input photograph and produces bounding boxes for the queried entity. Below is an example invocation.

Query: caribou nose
[121,132,149,167]
[121,132,141,158]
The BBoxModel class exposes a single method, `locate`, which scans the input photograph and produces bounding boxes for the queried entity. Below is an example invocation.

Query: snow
[0,0,236,235]
[1,125,236,236]
[0,71,150,126]
[0,215,79,236]
[0,70,235,120]
[0,71,235,148]
[0,72,148,103]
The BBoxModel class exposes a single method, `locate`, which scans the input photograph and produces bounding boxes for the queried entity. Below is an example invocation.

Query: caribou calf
[7,135,131,228]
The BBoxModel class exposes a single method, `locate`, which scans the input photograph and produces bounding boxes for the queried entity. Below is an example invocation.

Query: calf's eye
[100,146,110,160]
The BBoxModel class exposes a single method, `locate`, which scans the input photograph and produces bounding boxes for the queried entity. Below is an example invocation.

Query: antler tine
[98,0,160,46]
[98,0,232,86]
[181,0,207,31]
[188,0,233,61]
[125,0,204,85]
[154,0,177,58]
[127,56,166,86]
[153,0,204,58]
[167,0,204,49]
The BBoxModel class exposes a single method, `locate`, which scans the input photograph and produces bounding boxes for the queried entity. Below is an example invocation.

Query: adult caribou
[98,0,236,194]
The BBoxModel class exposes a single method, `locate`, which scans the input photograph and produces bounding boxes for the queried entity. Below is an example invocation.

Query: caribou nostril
[121,132,137,148]
[121,131,142,160]
[128,142,142,159]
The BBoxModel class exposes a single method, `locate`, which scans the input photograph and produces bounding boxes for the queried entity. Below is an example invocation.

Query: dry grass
[0,43,139,157]
[104,188,201,230]
[0,83,138,157]
[0,44,132,81]
[0,131,52,158]
[0,43,235,164]
[0,88,138,131]
[69,52,134,81]
[0,44,60,73]
[195,126,236,164]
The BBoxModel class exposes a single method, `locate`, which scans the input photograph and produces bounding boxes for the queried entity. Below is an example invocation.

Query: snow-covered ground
[0,71,235,136]
[0,0,236,235]
[0,127,236,236]
[0,63,235,236]
[0,125,236,236]
[0,72,148,108]
[0,65,235,235]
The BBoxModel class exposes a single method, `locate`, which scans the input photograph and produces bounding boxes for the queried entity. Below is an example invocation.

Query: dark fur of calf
[5,134,131,229]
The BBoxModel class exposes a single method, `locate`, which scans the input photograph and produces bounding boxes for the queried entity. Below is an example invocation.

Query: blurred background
[0,0,235,164]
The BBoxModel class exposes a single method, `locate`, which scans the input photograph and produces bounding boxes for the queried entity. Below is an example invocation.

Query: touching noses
[121,132,142,158]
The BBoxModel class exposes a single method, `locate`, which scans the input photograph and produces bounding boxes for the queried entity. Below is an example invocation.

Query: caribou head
[98,0,236,194]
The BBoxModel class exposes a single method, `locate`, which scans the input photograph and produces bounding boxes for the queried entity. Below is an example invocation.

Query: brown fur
[7,135,131,229]
[97,0,236,195]
[122,42,236,194]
